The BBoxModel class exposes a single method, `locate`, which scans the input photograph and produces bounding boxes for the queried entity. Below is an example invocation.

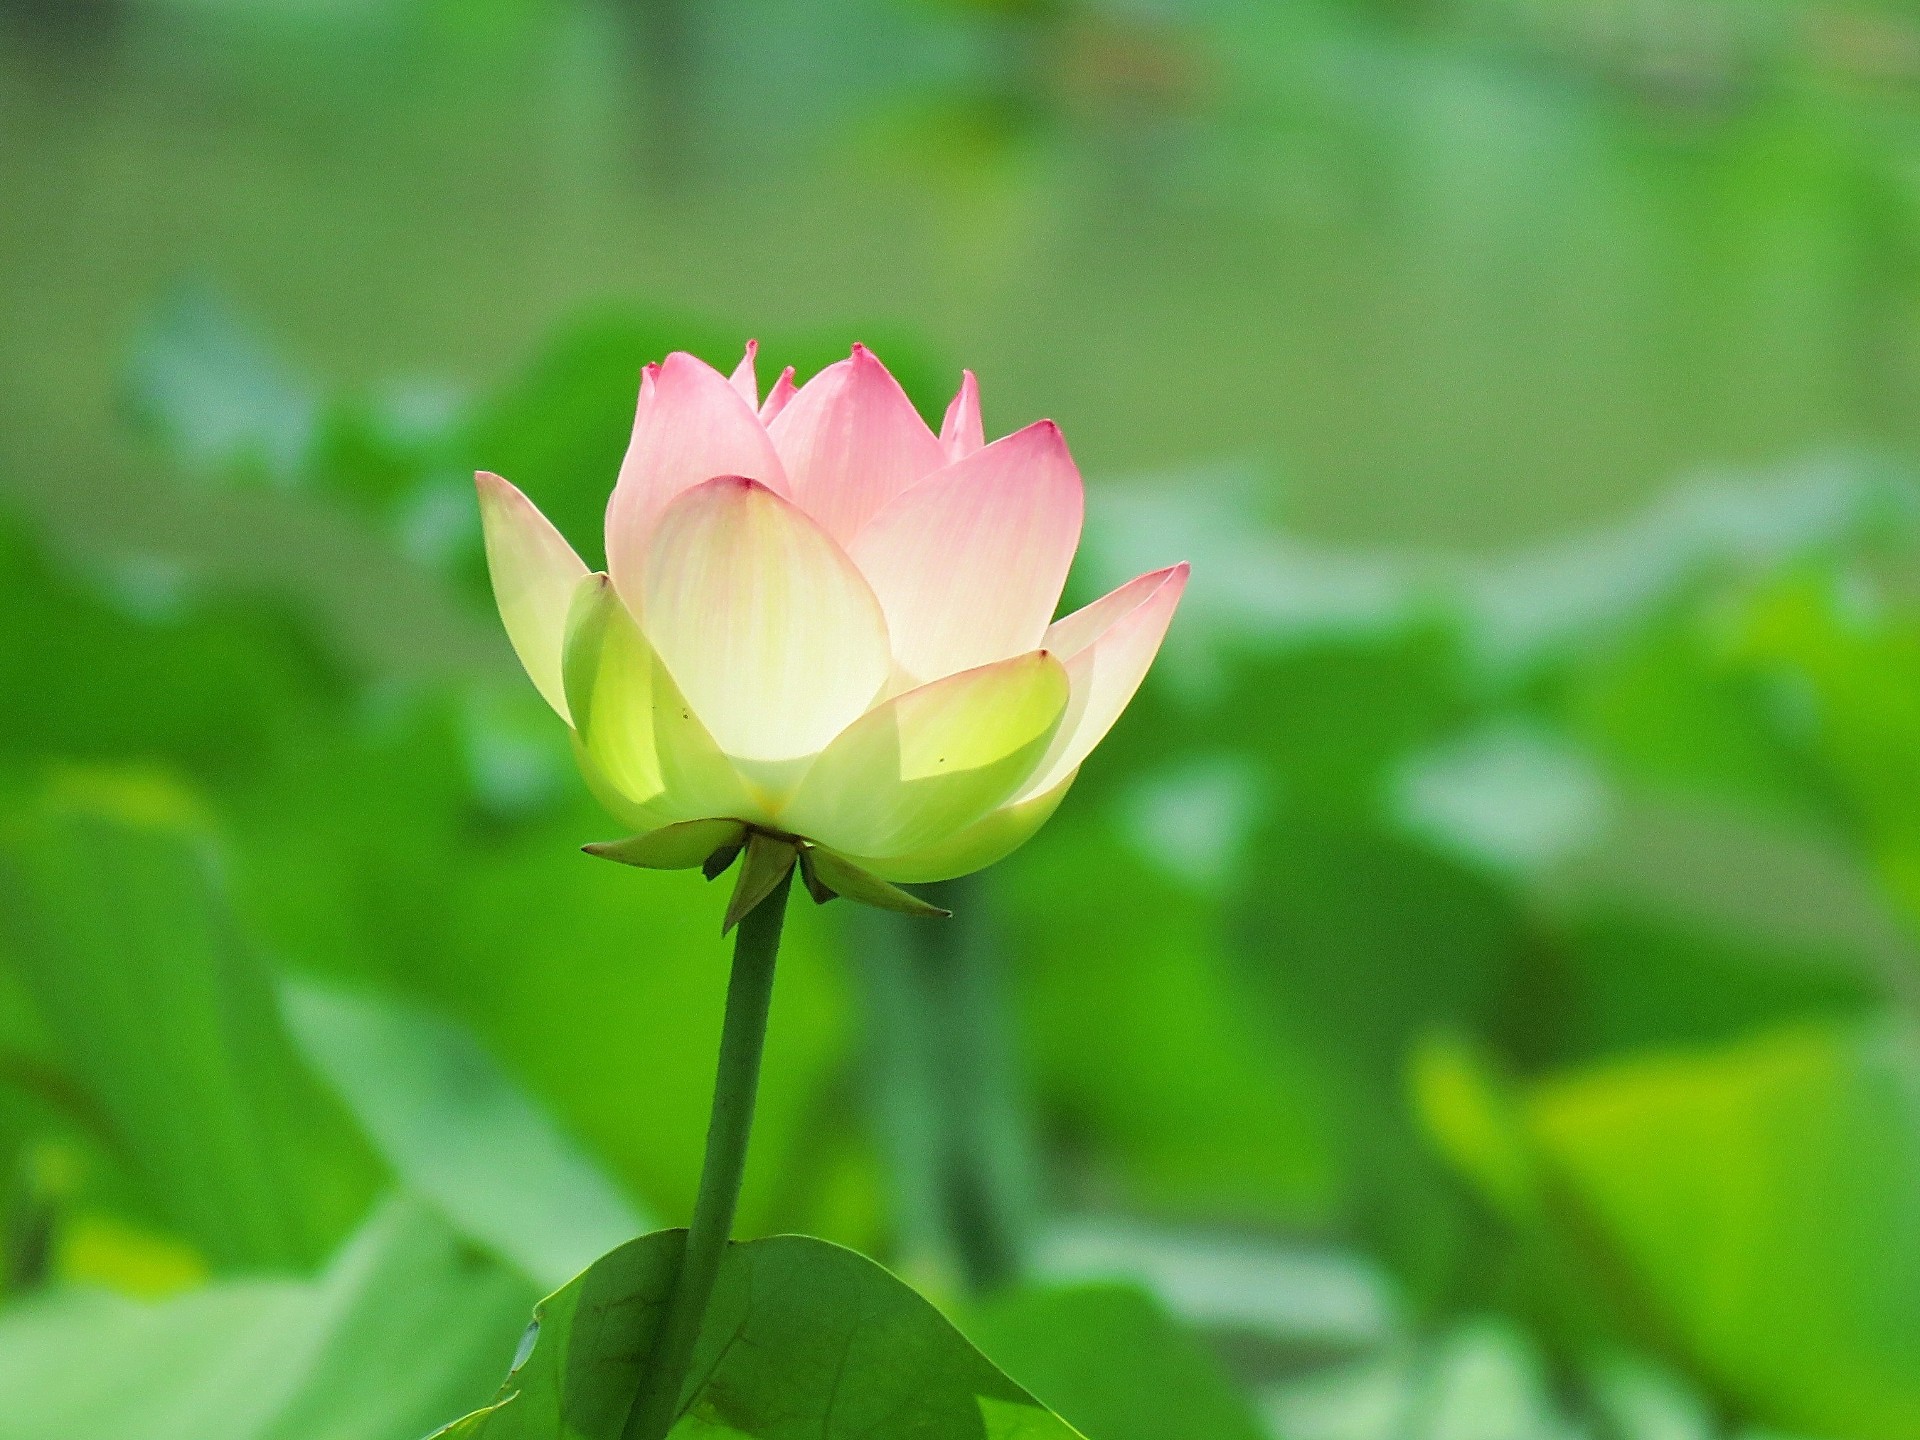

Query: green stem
[623,865,793,1440]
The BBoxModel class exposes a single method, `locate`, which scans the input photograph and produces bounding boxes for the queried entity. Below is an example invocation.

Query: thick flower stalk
[478,343,1186,916]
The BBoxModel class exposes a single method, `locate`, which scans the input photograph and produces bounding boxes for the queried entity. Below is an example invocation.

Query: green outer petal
[476,472,589,721]
[568,731,675,833]
[562,576,765,827]
[583,819,747,871]
[777,652,1067,860]
[845,772,1076,884]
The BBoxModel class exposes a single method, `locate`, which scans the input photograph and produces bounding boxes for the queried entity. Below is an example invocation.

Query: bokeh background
[3,1,1918,1436]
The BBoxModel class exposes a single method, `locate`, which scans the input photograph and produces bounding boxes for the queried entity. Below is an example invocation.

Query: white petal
[640,477,892,770]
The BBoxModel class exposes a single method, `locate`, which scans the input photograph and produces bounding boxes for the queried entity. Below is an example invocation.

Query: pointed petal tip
[939,371,984,460]
[728,341,761,405]
[1002,417,1069,456]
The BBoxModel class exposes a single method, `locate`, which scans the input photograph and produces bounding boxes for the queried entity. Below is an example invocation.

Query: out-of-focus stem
[859,874,1037,1293]
[623,867,792,1440]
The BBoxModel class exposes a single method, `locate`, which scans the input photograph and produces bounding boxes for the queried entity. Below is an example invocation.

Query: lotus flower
[477,343,1185,910]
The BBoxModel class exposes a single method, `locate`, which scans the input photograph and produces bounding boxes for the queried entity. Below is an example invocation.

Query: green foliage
[436,1231,1082,1439]
[10,4,1920,1425]
[962,1282,1268,1440]
[283,978,649,1290]
[0,780,382,1271]
[1527,1020,1920,1440]
[0,1197,533,1440]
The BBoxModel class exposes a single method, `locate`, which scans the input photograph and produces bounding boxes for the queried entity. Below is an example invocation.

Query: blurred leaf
[1004,816,1334,1223]
[1410,1320,1579,1440]
[0,1195,532,1440]
[54,1211,206,1298]
[125,283,319,488]
[1736,575,1920,946]
[0,774,382,1270]
[1076,471,1416,673]
[1228,811,1526,1291]
[1410,1036,1542,1226]
[1548,900,1881,1064]
[435,1230,1083,1439]
[962,1281,1268,1440]
[1264,1318,1581,1440]
[282,976,648,1291]
[1562,616,1824,825]
[1523,1019,1920,1440]
[1032,1216,1399,1356]
[1560,789,1915,1026]
[1458,454,1915,674]
[0,516,343,776]
[1390,721,1611,881]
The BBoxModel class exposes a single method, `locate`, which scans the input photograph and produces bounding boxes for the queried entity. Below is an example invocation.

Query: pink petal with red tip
[849,419,1084,684]
[938,371,983,461]
[605,351,788,613]
[767,345,947,546]
[640,476,891,770]
[728,340,760,407]
[1017,563,1188,799]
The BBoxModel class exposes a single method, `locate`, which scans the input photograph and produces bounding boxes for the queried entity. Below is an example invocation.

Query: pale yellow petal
[778,651,1067,860]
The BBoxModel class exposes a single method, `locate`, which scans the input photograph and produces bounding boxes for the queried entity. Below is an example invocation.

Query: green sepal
[581,819,746,872]
[801,845,951,919]
[797,848,839,905]
[723,831,800,934]
[702,834,745,881]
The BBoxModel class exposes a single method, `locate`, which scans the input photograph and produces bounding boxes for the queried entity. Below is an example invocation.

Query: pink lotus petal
[938,370,983,461]
[767,344,947,546]
[605,351,788,615]
[641,476,891,769]
[727,339,760,408]
[849,419,1084,684]
[475,471,589,721]
[1017,563,1188,799]
[760,366,797,423]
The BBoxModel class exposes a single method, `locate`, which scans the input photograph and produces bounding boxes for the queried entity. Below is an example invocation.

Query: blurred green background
[4,0,1920,1436]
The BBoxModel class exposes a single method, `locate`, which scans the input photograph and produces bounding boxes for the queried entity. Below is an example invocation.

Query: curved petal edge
[476,471,590,721]
[1019,563,1188,800]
